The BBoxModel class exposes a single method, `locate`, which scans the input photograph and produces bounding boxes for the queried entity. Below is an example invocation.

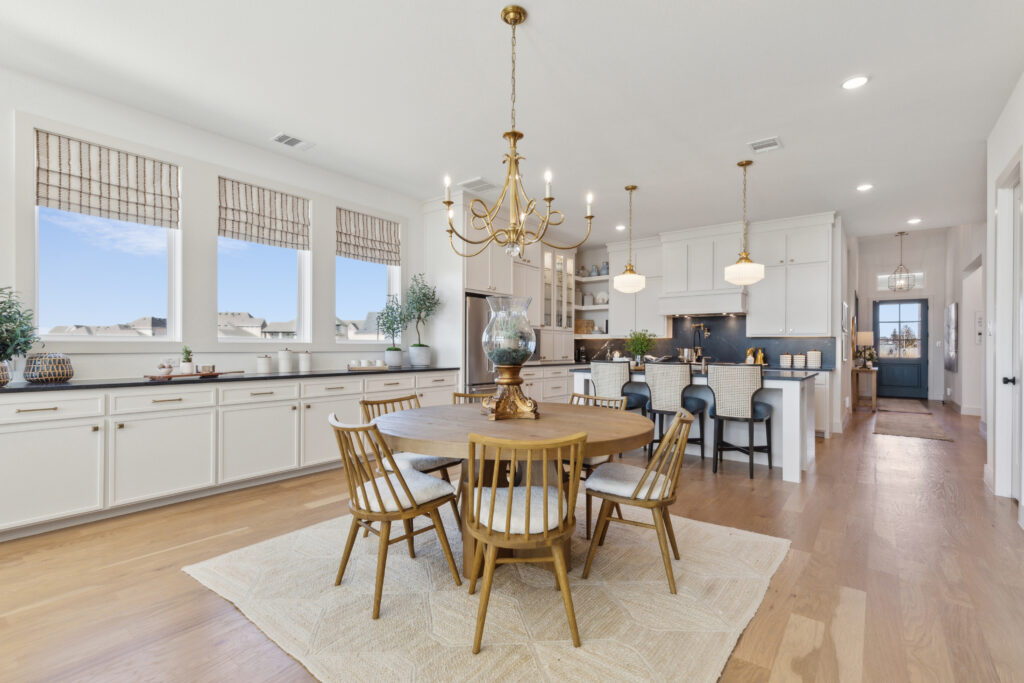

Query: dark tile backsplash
[576,315,836,369]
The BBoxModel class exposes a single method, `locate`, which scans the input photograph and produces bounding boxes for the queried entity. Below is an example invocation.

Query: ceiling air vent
[271,133,314,151]
[747,136,782,154]
[458,177,497,193]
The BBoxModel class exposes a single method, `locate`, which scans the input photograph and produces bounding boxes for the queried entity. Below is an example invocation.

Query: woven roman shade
[336,208,400,266]
[35,129,180,229]
[218,177,310,250]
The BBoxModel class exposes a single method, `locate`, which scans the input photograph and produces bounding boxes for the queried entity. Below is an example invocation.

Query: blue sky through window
[336,255,387,322]
[217,237,298,326]
[37,206,168,332]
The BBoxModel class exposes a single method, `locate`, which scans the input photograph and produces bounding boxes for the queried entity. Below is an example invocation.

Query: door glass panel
[878,303,901,322]
[899,303,921,320]
[878,321,899,339]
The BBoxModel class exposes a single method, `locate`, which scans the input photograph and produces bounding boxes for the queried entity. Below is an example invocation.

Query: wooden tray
[144,370,244,382]
[346,364,390,372]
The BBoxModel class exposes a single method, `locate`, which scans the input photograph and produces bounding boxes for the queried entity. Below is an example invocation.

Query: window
[34,130,180,339]
[216,177,310,341]
[877,301,923,358]
[876,272,926,291]
[335,208,401,342]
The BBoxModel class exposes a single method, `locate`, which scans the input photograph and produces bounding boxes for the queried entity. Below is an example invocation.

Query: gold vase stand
[482,365,539,420]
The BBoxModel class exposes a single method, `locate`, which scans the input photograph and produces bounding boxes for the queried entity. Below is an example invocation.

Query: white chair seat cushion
[383,452,462,472]
[582,454,611,467]
[355,469,456,513]
[585,462,669,500]
[473,486,565,534]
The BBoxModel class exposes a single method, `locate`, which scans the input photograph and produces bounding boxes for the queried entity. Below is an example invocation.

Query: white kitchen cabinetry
[541,248,575,331]
[0,418,105,530]
[414,387,453,407]
[109,409,216,506]
[745,265,787,335]
[301,396,361,466]
[608,238,667,337]
[464,240,513,295]
[513,260,542,326]
[538,329,573,362]
[219,401,300,483]
[814,372,831,438]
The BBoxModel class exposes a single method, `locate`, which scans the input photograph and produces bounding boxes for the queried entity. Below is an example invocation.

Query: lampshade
[856,331,874,346]
[613,269,646,294]
[723,260,765,286]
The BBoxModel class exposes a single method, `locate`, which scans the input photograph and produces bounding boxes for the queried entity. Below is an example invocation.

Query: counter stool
[644,362,706,461]
[591,361,647,415]
[706,364,773,479]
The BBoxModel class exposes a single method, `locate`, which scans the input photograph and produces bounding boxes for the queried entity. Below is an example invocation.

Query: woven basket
[24,353,74,383]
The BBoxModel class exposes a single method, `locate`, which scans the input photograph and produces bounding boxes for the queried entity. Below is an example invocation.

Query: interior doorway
[874,299,928,399]
[1013,180,1022,502]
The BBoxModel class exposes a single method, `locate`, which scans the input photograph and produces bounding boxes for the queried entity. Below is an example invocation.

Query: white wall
[942,223,986,412]
[0,66,431,379]
[985,70,1024,502]
[857,228,948,402]
[960,267,985,415]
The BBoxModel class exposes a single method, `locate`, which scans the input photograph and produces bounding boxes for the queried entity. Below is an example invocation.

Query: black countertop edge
[0,366,461,394]
[569,366,820,382]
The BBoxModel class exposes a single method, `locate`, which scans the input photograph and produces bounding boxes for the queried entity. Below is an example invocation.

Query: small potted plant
[625,329,656,365]
[405,273,441,367]
[377,295,408,368]
[180,345,194,375]
[0,287,41,387]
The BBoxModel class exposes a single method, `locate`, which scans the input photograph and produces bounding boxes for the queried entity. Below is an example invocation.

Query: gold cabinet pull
[291,405,298,410]
[16,406,59,413]
[116,423,125,429]
[151,397,183,403]
[250,391,275,396]
[305,404,311,409]
[431,378,446,383]
[384,382,400,386]
[91,425,100,432]
[326,386,346,390]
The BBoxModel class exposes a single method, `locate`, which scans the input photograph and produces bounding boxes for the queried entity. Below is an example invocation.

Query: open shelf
[575,274,609,284]
[574,304,609,311]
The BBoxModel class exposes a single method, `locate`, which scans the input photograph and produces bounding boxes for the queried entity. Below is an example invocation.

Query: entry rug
[874,411,953,441]
[877,398,932,414]
[184,506,790,682]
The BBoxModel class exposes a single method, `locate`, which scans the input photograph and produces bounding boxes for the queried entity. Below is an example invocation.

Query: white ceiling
[1,1,1022,242]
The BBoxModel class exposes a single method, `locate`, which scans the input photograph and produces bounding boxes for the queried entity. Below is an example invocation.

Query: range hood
[658,290,747,317]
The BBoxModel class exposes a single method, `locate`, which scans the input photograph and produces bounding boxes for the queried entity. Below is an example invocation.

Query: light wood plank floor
[1,403,1020,682]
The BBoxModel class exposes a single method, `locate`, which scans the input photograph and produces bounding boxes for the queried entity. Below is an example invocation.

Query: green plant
[404,273,441,347]
[0,287,41,363]
[624,329,656,358]
[376,295,408,350]
[182,345,193,363]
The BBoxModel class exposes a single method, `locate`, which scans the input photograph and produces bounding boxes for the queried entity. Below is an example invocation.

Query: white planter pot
[180,362,195,374]
[408,346,431,367]
[384,349,404,368]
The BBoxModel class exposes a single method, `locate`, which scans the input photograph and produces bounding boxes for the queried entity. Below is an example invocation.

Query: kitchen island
[571,365,817,483]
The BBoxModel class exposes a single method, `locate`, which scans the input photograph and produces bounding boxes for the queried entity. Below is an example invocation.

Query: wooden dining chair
[465,431,587,653]
[329,417,462,619]
[568,392,626,539]
[581,409,693,593]
[361,394,460,523]
[452,391,493,404]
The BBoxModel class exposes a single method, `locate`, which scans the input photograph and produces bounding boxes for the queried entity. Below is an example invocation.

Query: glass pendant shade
[724,255,765,286]
[613,264,646,294]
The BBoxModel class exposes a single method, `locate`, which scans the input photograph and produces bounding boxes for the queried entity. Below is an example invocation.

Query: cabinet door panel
[110,410,215,506]
[538,329,557,361]
[635,276,667,336]
[785,262,830,335]
[464,234,491,292]
[746,265,787,336]
[786,225,830,264]
[302,397,360,466]
[661,241,687,294]
[556,331,574,362]
[0,420,104,529]
[220,403,299,483]
[513,261,542,326]
[686,240,715,291]
[747,230,787,266]
[713,233,744,291]
[490,244,513,295]
[415,387,454,407]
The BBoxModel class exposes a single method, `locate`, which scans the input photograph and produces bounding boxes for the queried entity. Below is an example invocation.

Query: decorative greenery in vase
[0,287,41,384]
[182,345,193,363]
[376,295,408,351]
[405,273,441,348]
[624,329,656,361]
[854,345,877,367]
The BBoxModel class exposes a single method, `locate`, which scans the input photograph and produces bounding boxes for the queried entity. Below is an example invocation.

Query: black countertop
[569,364,820,382]
[0,366,461,394]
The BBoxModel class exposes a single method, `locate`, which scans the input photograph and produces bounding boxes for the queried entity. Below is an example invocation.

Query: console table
[852,367,878,412]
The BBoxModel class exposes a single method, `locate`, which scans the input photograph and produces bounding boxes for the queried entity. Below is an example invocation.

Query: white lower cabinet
[219,402,300,483]
[0,419,105,530]
[302,396,361,466]
[109,409,216,506]
[415,386,455,407]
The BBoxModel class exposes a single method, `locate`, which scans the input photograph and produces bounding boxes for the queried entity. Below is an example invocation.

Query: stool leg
[765,417,773,470]
[712,418,721,473]
[747,420,755,479]
[698,410,705,459]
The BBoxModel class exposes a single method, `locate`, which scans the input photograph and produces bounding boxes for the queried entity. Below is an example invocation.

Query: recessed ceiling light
[907,217,922,225]
[856,183,874,192]
[615,224,626,231]
[842,75,869,90]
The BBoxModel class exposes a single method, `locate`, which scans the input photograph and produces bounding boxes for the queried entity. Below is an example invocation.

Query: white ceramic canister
[297,351,312,372]
[256,355,272,374]
[278,348,294,373]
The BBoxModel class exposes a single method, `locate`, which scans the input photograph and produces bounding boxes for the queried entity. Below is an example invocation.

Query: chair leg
[372,520,391,619]
[652,508,677,594]
[748,420,755,479]
[468,538,485,594]
[472,543,500,654]
[403,518,416,558]
[585,491,593,540]
[661,507,680,560]
[439,468,461,522]
[335,516,360,586]
[583,499,613,578]
[551,542,581,647]
[765,417,773,469]
[429,508,462,587]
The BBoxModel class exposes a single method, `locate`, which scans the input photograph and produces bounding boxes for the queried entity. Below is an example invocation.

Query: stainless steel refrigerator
[464,294,497,393]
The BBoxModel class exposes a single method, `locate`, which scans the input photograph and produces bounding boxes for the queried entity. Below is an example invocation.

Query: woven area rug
[184,506,789,682]
[877,398,932,414]
[874,411,953,441]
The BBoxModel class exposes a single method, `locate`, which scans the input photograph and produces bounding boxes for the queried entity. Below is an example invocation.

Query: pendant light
[724,160,765,286]
[613,184,646,294]
[888,231,916,291]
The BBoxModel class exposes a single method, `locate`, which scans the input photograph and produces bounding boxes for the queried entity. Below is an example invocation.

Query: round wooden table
[373,402,654,576]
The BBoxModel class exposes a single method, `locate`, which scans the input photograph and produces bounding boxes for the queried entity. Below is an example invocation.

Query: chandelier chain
[510,24,517,130]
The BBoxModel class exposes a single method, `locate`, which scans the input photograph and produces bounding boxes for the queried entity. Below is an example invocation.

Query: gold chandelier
[442,5,593,258]
[723,160,765,286]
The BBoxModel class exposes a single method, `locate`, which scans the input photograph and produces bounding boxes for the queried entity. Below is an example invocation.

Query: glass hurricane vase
[481,296,538,420]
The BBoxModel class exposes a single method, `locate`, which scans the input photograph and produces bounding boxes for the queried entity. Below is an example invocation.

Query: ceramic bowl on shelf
[595,291,609,305]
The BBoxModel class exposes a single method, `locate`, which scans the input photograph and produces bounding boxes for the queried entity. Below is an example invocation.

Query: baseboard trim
[0,461,343,543]
[979,420,988,439]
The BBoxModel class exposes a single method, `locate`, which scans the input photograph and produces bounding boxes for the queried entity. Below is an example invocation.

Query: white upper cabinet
[745,264,787,336]
[608,238,667,336]
[464,240,513,295]
[512,260,542,327]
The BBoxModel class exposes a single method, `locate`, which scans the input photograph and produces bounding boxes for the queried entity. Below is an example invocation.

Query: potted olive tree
[377,295,408,368]
[0,287,41,387]
[405,273,441,367]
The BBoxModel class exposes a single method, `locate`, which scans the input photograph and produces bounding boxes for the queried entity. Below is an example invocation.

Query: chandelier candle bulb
[586,192,593,216]
[443,175,451,203]
[544,170,552,198]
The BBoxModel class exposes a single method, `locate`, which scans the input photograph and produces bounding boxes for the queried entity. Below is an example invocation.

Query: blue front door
[874,299,928,399]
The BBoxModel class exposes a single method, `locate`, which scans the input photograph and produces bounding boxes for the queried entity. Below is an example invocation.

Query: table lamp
[856,331,874,347]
